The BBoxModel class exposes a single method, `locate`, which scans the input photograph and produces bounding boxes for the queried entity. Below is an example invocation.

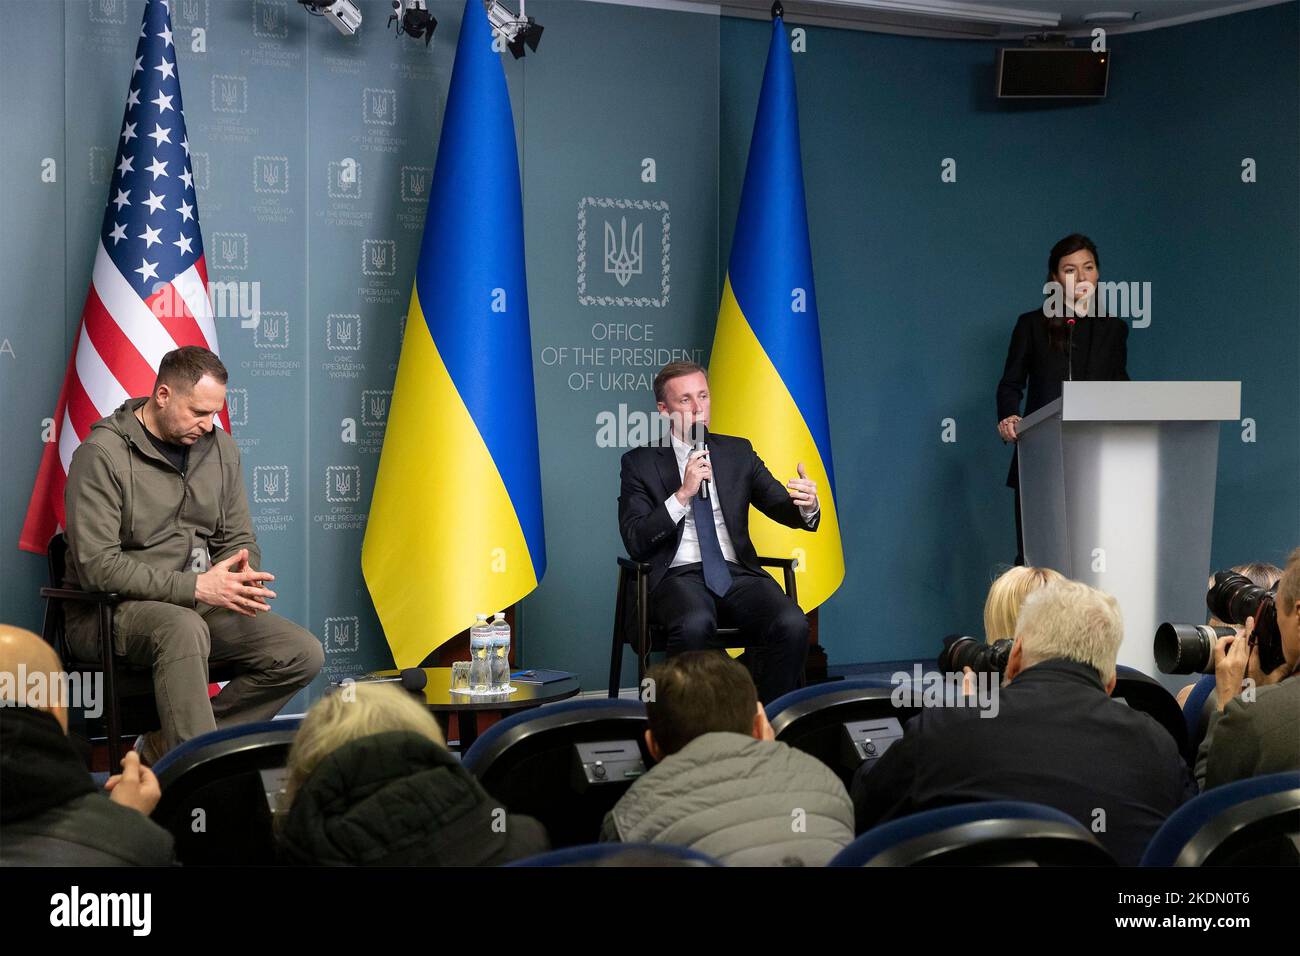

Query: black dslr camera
[938,634,1013,676]
[1154,570,1284,675]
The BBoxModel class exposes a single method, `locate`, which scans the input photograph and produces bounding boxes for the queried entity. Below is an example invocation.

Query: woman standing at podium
[996,234,1130,565]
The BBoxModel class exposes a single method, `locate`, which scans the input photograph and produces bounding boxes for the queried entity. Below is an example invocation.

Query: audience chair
[505,842,721,867]
[462,698,650,849]
[1112,665,1190,761]
[1181,673,1217,761]
[766,678,916,789]
[151,719,301,866]
[829,801,1117,866]
[1141,771,1300,866]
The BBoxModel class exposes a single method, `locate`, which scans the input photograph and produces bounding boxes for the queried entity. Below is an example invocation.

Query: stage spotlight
[297,0,362,37]
[485,0,543,59]
[390,0,438,46]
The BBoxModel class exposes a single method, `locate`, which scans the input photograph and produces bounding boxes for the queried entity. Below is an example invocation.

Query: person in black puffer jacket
[276,682,548,866]
[0,626,175,866]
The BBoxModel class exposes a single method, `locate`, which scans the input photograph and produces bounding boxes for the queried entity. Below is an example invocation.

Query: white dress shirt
[663,432,818,568]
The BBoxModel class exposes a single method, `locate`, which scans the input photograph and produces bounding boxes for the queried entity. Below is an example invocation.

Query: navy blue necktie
[691,492,732,598]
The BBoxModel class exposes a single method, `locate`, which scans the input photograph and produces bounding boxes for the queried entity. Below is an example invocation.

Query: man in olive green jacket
[63,346,323,763]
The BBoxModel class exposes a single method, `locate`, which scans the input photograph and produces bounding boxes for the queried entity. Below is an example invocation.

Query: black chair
[39,532,239,769]
[765,678,918,789]
[461,698,650,849]
[1112,665,1190,762]
[151,719,300,866]
[1141,771,1300,867]
[829,801,1117,866]
[607,555,799,697]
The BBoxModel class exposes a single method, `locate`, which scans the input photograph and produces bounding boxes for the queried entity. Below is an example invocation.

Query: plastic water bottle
[469,615,492,693]
[490,612,512,692]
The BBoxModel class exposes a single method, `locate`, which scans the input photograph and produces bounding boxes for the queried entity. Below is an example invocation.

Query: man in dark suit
[852,580,1196,866]
[617,362,820,702]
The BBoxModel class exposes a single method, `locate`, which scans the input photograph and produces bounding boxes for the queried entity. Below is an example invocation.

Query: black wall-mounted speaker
[998,48,1110,99]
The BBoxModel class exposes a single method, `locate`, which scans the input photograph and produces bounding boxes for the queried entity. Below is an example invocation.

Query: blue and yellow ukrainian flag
[363,0,545,667]
[709,13,843,612]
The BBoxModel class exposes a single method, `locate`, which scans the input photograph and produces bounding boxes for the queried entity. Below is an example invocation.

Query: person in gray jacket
[1196,547,1300,790]
[600,651,853,866]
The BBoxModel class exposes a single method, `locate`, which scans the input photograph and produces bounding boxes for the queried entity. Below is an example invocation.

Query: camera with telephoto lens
[938,634,1013,676]
[1154,570,1283,675]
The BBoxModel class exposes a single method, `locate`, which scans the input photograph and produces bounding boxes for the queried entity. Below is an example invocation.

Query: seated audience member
[983,565,1064,644]
[600,651,854,866]
[853,581,1196,866]
[0,625,174,866]
[277,682,548,866]
[1196,548,1300,790]
[1176,562,1283,710]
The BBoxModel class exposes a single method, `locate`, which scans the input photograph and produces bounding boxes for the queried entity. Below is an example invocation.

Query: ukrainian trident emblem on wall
[603,216,643,288]
[578,198,670,307]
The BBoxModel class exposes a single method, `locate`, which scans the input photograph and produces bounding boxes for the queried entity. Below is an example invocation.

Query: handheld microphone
[1066,317,1076,382]
[690,422,710,500]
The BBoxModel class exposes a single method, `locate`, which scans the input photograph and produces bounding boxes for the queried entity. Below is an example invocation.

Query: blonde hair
[281,682,445,815]
[1279,548,1300,614]
[983,566,1065,644]
[1014,580,1124,685]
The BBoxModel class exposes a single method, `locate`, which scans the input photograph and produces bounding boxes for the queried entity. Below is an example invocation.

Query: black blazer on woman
[996,307,1130,487]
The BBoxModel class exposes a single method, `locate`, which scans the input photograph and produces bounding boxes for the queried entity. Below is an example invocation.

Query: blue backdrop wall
[720,1,1299,665]
[1,0,1296,702]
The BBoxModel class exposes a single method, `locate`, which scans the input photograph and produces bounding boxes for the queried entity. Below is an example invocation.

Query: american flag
[20,0,227,555]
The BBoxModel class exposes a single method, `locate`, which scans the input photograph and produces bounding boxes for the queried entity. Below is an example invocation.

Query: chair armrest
[40,587,121,606]
[755,556,799,604]
[617,557,651,574]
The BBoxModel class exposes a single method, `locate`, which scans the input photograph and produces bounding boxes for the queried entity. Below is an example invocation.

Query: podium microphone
[690,422,710,500]
[1066,317,1076,382]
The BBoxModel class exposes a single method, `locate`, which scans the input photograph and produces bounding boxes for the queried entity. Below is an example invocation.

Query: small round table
[367,667,581,751]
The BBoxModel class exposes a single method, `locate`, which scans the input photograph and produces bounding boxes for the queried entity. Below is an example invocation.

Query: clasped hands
[195,547,277,617]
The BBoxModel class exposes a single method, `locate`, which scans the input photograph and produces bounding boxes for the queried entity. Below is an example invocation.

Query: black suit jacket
[617,433,818,596]
[997,308,1130,487]
[851,659,1196,866]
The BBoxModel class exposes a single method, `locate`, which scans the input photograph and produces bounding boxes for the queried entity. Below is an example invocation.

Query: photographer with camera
[1196,548,1300,790]
[940,565,1066,694]
[857,580,1194,865]
[1172,563,1282,711]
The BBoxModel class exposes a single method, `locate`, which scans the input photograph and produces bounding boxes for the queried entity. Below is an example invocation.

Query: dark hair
[653,361,707,406]
[155,345,228,394]
[644,652,757,756]
[1231,562,1284,590]
[1044,233,1100,353]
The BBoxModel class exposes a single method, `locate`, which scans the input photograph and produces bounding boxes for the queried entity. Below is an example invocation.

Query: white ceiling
[592,0,1295,40]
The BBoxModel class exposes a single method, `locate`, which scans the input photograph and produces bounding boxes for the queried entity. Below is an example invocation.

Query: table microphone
[334,668,428,692]
[1066,317,1076,382]
[690,422,710,500]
